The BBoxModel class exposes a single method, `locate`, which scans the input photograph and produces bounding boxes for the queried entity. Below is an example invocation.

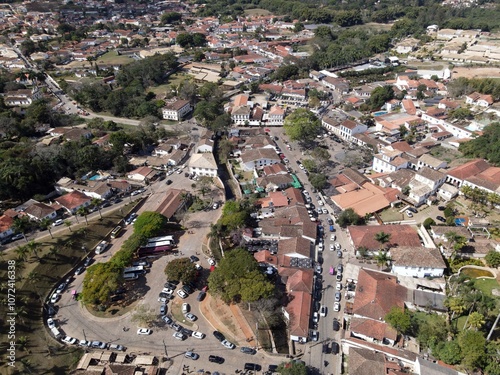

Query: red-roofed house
[284,291,311,342]
[156,189,189,221]
[347,225,421,254]
[352,269,407,321]
[0,215,14,240]
[55,191,91,214]
[466,92,494,107]
[446,159,490,187]
[127,166,156,182]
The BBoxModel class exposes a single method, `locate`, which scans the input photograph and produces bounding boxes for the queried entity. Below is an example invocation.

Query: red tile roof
[348,225,421,250]
[0,215,14,233]
[285,291,311,337]
[352,269,407,321]
[350,317,397,342]
[447,159,490,181]
[55,191,91,211]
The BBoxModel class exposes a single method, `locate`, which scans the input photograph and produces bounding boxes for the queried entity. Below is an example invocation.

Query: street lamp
[255,322,258,350]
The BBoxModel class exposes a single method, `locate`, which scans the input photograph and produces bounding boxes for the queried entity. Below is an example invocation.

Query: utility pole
[163,339,168,359]
[255,322,259,350]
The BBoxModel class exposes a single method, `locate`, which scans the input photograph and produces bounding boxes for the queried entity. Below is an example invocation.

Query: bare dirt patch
[452,67,500,79]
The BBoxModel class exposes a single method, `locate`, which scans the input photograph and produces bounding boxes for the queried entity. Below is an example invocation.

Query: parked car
[176,289,188,299]
[213,330,225,341]
[74,266,84,275]
[162,316,172,325]
[56,282,66,293]
[52,219,64,226]
[185,312,197,321]
[47,318,56,329]
[335,291,341,302]
[137,328,152,335]
[159,304,167,315]
[192,331,205,339]
[182,303,190,314]
[240,347,257,355]
[319,305,327,317]
[95,240,109,254]
[312,311,319,323]
[436,215,446,222]
[11,233,24,241]
[221,339,236,349]
[244,363,261,371]
[405,210,413,217]
[310,330,319,342]
[79,340,90,347]
[108,344,125,351]
[185,351,199,360]
[61,336,77,345]
[333,318,341,331]
[407,207,418,213]
[207,258,216,266]
[91,341,108,349]
[333,302,340,312]
[173,332,186,340]
[83,257,92,267]
[336,282,342,291]
[209,355,224,364]
[50,293,60,304]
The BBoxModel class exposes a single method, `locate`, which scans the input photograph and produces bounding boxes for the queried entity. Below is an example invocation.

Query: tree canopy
[283,108,321,144]
[459,123,500,166]
[385,307,411,334]
[164,257,197,284]
[133,211,168,238]
[208,248,274,304]
[337,208,364,227]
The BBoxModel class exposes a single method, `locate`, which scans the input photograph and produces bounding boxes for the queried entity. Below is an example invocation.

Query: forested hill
[196,0,500,32]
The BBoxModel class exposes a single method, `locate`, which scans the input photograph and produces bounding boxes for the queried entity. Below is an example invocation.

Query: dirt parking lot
[452,67,500,79]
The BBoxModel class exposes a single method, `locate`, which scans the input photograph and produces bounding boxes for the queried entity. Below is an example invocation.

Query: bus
[110,226,122,239]
[142,240,173,248]
[138,245,172,257]
[147,235,175,244]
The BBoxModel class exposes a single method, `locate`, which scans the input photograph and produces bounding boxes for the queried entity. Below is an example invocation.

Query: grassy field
[96,51,136,66]
[0,204,136,374]
[244,8,271,16]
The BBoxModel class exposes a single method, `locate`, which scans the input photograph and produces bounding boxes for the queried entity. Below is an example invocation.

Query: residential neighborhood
[0,0,500,375]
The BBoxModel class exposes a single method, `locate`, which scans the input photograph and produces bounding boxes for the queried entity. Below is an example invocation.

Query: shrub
[423,218,436,230]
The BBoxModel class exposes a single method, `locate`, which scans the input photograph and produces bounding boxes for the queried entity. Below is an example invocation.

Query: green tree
[26,240,41,261]
[385,306,411,335]
[12,216,31,242]
[91,198,103,219]
[15,246,29,262]
[485,250,500,268]
[445,231,467,259]
[208,248,273,304]
[337,208,363,227]
[164,257,197,284]
[81,262,121,306]
[39,218,53,239]
[458,330,487,372]
[311,147,331,167]
[133,211,168,238]
[367,85,394,110]
[374,231,391,250]
[64,220,72,232]
[309,173,327,190]
[423,217,436,229]
[301,159,317,173]
[77,206,89,225]
[283,108,321,144]
[435,340,463,365]
[374,251,391,270]
[467,311,486,331]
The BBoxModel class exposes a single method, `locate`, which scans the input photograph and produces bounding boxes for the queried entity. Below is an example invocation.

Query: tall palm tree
[374,251,391,270]
[374,231,391,250]
[444,231,467,259]
[64,220,72,232]
[12,216,30,242]
[467,311,486,331]
[77,206,89,225]
[39,218,53,239]
[48,246,60,261]
[91,198,103,219]
[15,245,29,262]
[26,240,41,261]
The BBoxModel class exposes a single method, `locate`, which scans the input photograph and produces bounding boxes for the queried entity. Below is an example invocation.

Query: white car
[47,318,56,329]
[194,263,202,270]
[137,328,152,335]
[173,332,186,340]
[95,240,109,254]
[329,244,334,251]
[61,336,77,345]
[405,210,413,217]
[207,258,216,266]
[50,293,60,304]
[331,234,336,241]
[52,219,64,227]
[303,190,310,196]
[336,282,342,291]
[192,331,205,339]
[177,289,188,299]
[221,339,236,349]
[319,305,327,317]
[312,311,319,323]
[311,330,319,342]
[318,243,324,252]
[317,200,324,206]
[182,303,190,314]
[333,302,340,312]
[299,164,305,170]
[335,242,341,251]
[162,287,174,295]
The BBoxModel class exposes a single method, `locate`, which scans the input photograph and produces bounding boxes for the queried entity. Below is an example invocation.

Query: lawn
[244,8,271,16]
[0,203,136,374]
[475,277,500,299]
[379,207,405,223]
[96,51,136,66]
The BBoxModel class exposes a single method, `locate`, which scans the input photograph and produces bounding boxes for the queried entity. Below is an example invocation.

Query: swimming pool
[88,174,101,181]
[455,218,466,226]
[373,111,387,116]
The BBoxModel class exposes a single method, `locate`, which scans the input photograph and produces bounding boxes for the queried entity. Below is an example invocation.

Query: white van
[51,326,61,338]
